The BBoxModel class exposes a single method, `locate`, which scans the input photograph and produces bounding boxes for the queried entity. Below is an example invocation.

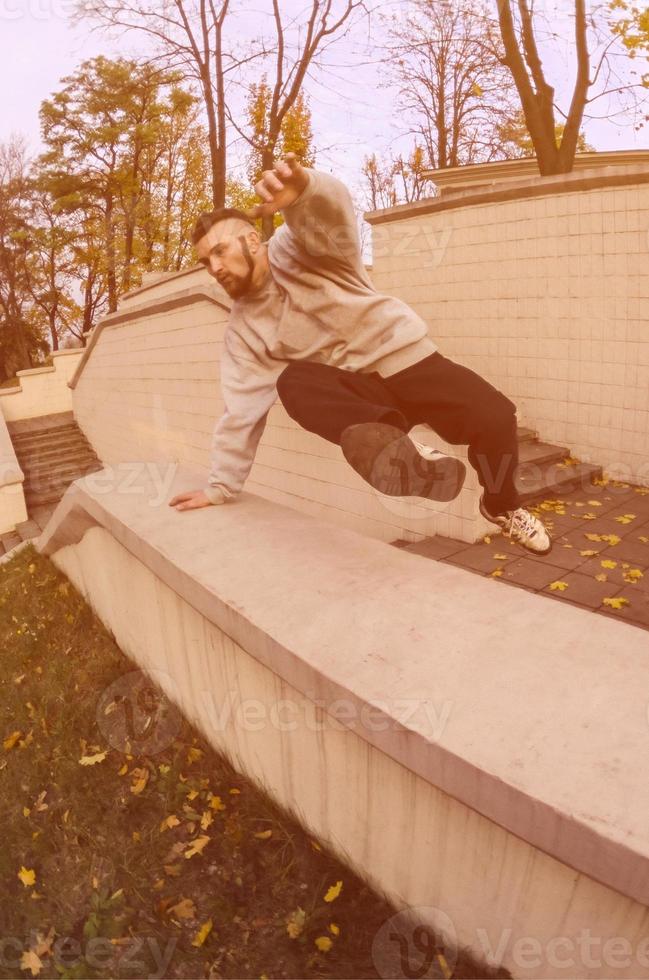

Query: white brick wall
[74,276,480,545]
[369,181,649,487]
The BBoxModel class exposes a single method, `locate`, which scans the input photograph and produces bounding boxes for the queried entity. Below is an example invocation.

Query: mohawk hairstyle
[191,207,255,246]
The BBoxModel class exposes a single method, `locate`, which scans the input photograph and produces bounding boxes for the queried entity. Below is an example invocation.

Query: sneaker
[479,494,552,555]
[340,422,466,502]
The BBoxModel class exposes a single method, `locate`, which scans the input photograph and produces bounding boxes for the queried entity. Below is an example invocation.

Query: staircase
[514,425,602,502]
[1,411,103,556]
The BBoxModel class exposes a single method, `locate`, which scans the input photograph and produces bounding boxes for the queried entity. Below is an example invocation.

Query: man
[169,154,551,555]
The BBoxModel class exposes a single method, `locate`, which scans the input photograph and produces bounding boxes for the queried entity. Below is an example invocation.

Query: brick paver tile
[521,541,595,572]
[496,557,571,591]
[577,555,648,592]
[442,544,519,575]
[540,571,625,609]
[597,587,649,630]
[402,537,470,561]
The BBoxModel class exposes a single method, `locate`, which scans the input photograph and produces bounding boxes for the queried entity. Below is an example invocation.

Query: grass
[0,541,509,980]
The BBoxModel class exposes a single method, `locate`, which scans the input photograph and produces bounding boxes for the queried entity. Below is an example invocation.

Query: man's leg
[276,359,466,501]
[276,360,409,442]
[382,351,521,515]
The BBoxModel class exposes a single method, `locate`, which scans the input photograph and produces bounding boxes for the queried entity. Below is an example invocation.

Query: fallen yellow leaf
[602,597,629,609]
[79,751,107,766]
[130,768,149,795]
[18,866,36,887]
[315,936,333,952]
[20,950,42,976]
[4,730,23,751]
[191,918,213,947]
[601,560,618,569]
[324,880,343,903]
[254,829,273,839]
[286,907,306,939]
[169,897,196,920]
[184,835,210,858]
[549,581,569,592]
[159,814,181,833]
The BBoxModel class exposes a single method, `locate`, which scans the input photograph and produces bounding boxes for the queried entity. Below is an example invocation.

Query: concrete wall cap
[36,467,649,909]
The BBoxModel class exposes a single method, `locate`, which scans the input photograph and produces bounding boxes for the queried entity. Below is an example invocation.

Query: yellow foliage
[18,866,36,886]
[191,918,213,947]
[324,880,343,902]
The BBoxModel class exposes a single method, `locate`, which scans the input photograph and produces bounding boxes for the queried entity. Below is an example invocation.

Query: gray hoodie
[203,167,437,504]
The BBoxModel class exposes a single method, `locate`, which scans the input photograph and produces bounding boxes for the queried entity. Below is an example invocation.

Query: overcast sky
[2,0,647,207]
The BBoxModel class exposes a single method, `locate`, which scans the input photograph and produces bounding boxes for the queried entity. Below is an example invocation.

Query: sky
[1,0,647,207]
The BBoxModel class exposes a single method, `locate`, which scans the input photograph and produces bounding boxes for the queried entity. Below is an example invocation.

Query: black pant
[276,351,521,514]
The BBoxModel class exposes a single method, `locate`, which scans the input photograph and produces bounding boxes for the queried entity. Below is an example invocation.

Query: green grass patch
[0,542,508,979]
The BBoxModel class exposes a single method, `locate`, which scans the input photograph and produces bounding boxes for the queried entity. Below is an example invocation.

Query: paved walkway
[391,477,649,633]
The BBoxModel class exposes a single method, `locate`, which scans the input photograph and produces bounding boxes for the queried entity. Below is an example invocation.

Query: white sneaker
[479,495,552,555]
[340,422,466,502]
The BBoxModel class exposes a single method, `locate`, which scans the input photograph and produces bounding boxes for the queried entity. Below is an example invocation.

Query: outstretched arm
[250,153,363,267]
[169,329,281,511]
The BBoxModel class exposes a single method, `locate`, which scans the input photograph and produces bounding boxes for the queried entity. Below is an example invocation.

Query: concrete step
[6,410,74,436]
[12,430,90,453]
[518,439,570,468]
[515,460,603,504]
[14,518,42,542]
[24,462,104,504]
[11,422,80,444]
[17,446,100,470]
[25,456,103,479]
[1,531,22,554]
[517,426,538,443]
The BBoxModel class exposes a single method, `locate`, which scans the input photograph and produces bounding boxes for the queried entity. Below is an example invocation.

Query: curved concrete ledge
[35,463,649,913]
[365,167,649,224]
[68,285,231,390]
[0,408,27,532]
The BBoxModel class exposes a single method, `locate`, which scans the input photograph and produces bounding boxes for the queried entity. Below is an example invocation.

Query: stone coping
[15,366,56,378]
[423,150,649,190]
[68,286,231,390]
[0,411,24,488]
[365,167,649,224]
[36,464,649,908]
[120,263,206,304]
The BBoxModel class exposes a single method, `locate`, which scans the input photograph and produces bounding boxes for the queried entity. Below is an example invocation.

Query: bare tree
[380,0,518,170]
[227,0,367,238]
[496,0,649,173]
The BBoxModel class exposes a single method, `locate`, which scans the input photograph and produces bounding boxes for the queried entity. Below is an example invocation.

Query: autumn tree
[495,0,649,172]
[245,81,315,186]
[498,109,595,157]
[74,0,257,208]
[380,0,518,170]
[39,57,211,312]
[0,137,41,378]
[229,0,364,238]
[362,144,430,210]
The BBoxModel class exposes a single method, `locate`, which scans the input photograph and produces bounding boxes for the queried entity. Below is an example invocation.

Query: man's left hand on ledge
[169,490,218,511]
